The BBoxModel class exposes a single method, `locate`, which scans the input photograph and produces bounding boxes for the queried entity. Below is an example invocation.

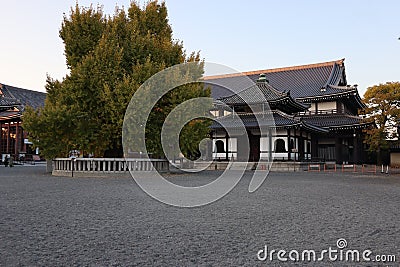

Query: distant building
[389,124,400,167]
[0,83,46,161]
[389,145,400,167]
[207,59,373,164]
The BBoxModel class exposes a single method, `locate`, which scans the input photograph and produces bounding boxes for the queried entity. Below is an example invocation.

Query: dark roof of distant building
[217,78,309,114]
[301,114,372,130]
[218,81,286,104]
[0,96,20,108]
[0,83,46,111]
[0,110,20,121]
[211,111,328,133]
[204,59,364,110]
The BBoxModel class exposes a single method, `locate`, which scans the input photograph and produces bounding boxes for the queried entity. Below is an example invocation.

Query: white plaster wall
[310,102,316,111]
[318,101,336,110]
[273,152,288,160]
[210,110,218,117]
[228,138,237,152]
[214,153,226,158]
[260,137,269,152]
[275,129,287,136]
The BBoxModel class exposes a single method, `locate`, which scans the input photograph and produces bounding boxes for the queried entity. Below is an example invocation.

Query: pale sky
[0,0,399,96]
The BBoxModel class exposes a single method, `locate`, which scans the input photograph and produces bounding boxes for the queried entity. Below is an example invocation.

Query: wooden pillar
[0,122,2,154]
[360,132,366,163]
[207,131,213,161]
[287,129,291,161]
[22,127,26,153]
[335,135,342,164]
[268,128,272,163]
[305,133,309,160]
[225,132,229,161]
[353,131,360,164]
[299,130,303,161]
[311,134,319,160]
[6,123,10,154]
[293,128,297,161]
[15,121,19,156]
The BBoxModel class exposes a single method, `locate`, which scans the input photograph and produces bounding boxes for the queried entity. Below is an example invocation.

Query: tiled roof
[209,84,233,100]
[204,74,257,100]
[0,96,20,107]
[273,111,299,126]
[211,111,371,133]
[219,81,287,105]
[211,111,294,129]
[301,114,368,129]
[205,59,358,99]
[217,80,309,114]
[0,83,46,111]
[0,110,20,121]
[211,111,328,133]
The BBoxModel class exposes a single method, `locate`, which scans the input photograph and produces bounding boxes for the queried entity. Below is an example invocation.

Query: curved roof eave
[300,121,329,133]
[328,121,374,131]
[296,88,360,102]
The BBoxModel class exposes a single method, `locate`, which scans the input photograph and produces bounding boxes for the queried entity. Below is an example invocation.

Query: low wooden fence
[52,158,169,177]
[306,163,395,174]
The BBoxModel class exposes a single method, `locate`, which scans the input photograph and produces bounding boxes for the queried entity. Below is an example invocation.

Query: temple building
[0,83,46,161]
[206,59,372,164]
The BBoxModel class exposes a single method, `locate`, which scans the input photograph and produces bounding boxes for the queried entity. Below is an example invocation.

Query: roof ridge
[300,121,329,133]
[0,83,45,94]
[2,84,18,100]
[257,82,287,97]
[273,109,299,121]
[328,84,356,90]
[218,82,287,103]
[304,113,362,119]
[296,88,357,100]
[204,59,345,80]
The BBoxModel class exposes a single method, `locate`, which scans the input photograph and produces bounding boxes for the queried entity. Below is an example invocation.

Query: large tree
[362,81,400,164]
[23,1,210,159]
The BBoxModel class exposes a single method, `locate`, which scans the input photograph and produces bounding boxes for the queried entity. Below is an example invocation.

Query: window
[275,139,286,153]
[215,140,225,153]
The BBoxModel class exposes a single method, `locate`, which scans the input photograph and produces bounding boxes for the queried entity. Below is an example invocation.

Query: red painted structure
[0,83,46,161]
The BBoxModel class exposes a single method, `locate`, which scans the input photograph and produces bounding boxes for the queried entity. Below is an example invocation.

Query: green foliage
[362,82,400,155]
[23,1,210,159]
[59,4,106,69]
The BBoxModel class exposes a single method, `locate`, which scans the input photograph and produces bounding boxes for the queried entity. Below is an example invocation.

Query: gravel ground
[0,166,399,266]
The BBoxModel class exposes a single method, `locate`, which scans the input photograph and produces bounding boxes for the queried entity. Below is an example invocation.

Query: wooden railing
[298,109,338,116]
[52,158,169,177]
